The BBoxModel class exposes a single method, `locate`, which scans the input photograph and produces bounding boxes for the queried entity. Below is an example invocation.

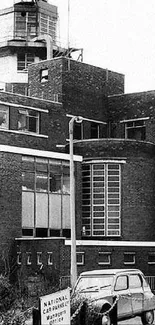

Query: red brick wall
[108,90,155,144]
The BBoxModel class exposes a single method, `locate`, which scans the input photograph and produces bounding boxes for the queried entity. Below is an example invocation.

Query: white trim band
[120,117,150,123]
[0,144,83,162]
[0,100,49,113]
[65,240,155,247]
[83,159,126,164]
[0,128,48,138]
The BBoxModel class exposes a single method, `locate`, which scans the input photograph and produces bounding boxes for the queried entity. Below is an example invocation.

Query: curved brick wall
[73,139,155,241]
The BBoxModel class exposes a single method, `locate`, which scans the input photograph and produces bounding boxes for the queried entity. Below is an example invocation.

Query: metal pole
[69,116,77,288]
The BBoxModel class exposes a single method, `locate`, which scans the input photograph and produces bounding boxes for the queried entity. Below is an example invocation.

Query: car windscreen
[74,275,114,293]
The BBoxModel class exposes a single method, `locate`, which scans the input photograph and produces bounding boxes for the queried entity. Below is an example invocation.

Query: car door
[129,273,143,316]
[114,274,132,320]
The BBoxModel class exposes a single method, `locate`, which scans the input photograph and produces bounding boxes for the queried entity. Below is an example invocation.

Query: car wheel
[141,310,154,325]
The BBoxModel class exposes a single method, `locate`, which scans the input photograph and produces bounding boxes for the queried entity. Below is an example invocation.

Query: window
[82,163,121,237]
[148,252,155,264]
[129,274,142,288]
[48,252,53,265]
[76,252,85,265]
[15,11,36,39]
[91,122,99,138]
[124,119,146,140]
[17,52,34,71]
[40,13,57,44]
[124,252,135,265]
[115,276,128,291]
[98,252,111,265]
[0,105,9,129]
[73,121,83,140]
[18,108,39,133]
[22,156,70,237]
[26,252,32,265]
[40,69,48,83]
[37,252,42,265]
[17,252,22,265]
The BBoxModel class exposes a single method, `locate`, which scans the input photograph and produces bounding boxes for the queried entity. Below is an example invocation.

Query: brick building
[0,56,155,284]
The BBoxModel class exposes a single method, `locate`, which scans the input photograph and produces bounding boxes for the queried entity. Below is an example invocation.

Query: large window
[82,162,121,237]
[18,108,39,133]
[15,11,37,39]
[22,156,70,237]
[124,119,146,140]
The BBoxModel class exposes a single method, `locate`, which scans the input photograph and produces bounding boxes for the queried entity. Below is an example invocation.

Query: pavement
[25,315,155,325]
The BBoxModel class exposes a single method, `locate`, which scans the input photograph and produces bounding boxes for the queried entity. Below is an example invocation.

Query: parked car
[71,269,155,325]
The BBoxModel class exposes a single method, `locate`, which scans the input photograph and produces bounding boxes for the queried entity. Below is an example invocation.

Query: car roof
[79,269,141,276]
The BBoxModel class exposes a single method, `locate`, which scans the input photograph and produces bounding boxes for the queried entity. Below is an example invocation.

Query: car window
[115,275,128,291]
[143,277,149,288]
[74,275,114,293]
[129,274,142,288]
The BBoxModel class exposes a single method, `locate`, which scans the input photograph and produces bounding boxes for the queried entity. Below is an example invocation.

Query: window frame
[114,275,128,291]
[129,274,142,289]
[26,252,32,265]
[40,68,48,83]
[18,108,39,134]
[76,252,85,265]
[124,252,136,265]
[17,52,35,71]
[47,252,53,265]
[148,252,155,264]
[37,252,42,265]
[98,252,111,265]
[22,156,70,238]
[82,162,121,237]
[120,117,149,141]
[17,252,22,265]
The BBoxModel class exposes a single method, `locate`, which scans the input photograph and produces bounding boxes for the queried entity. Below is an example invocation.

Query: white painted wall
[0,54,40,84]
[0,11,14,41]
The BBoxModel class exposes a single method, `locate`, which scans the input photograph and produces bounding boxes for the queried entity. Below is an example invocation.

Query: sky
[0,0,155,93]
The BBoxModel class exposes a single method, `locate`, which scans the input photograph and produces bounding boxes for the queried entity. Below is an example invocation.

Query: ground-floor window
[22,156,70,237]
[82,162,121,237]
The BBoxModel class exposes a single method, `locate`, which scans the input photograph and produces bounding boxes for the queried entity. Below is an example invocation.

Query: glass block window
[82,162,121,237]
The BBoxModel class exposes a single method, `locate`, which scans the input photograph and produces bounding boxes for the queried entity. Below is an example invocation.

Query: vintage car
[71,269,155,325]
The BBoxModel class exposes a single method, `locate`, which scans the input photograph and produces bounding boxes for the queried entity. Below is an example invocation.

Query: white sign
[40,288,70,325]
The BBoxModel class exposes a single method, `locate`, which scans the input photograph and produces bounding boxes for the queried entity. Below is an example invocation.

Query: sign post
[40,288,70,325]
